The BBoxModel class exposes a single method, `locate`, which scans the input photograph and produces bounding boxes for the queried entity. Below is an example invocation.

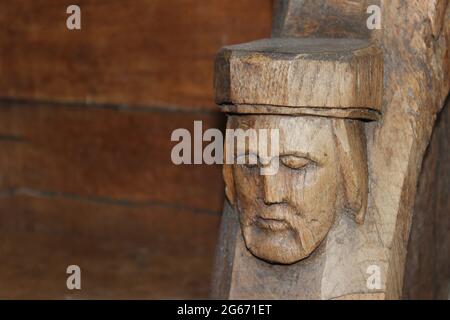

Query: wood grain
[223,115,369,265]
[0,101,225,214]
[403,99,450,300]
[0,0,275,299]
[215,37,383,113]
[272,0,377,39]
[373,0,449,299]
[0,194,220,299]
[0,0,273,109]
[212,0,450,300]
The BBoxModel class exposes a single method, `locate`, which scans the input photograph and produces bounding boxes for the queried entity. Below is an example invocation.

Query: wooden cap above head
[215,38,383,121]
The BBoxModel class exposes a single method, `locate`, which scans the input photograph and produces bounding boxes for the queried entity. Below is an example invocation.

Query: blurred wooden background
[0,0,273,299]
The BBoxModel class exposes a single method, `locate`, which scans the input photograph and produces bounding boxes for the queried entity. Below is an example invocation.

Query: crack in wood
[0,187,221,216]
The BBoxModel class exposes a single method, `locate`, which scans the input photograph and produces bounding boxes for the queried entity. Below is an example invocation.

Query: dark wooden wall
[403,99,450,300]
[0,0,273,299]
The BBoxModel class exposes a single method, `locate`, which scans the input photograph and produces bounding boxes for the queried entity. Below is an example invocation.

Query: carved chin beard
[238,205,327,264]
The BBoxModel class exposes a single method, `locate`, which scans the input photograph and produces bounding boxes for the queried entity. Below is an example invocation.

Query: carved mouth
[255,216,289,231]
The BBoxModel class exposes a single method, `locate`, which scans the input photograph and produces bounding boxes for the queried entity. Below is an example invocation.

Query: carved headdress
[215,38,382,120]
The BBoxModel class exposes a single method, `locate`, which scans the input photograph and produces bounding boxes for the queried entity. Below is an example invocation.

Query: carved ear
[223,164,236,206]
[223,118,237,207]
[332,120,368,224]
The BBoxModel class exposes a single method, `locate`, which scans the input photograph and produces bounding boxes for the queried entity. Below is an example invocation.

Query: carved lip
[255,216,289,231]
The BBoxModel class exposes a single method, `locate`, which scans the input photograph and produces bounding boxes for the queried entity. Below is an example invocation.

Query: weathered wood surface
[272,0,378,39]
[370,0,449,299]
[215,38,383,111]
[224,114,371,265]
[212,0,450,300]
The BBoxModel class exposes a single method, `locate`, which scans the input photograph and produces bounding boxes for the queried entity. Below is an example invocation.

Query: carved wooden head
[224,115,368,264]
[215,38,382,264]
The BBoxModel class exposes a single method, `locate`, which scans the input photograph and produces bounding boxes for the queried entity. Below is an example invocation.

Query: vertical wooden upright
[211,0,449,300]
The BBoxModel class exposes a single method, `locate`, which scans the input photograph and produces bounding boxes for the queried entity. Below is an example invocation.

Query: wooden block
[215,38,383,115]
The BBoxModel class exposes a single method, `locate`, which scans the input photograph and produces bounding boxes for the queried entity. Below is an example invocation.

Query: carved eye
[236,154,259,168]
[280,155,311,170]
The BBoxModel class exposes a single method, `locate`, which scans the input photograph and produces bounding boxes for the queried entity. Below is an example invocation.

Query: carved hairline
[331,119,368,224]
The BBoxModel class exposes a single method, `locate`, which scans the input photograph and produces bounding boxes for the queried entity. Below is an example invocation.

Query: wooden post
[211,0,449,300]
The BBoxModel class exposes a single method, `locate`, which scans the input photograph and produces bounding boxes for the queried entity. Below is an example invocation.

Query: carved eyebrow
[235,151,259,158]
[279,152,321,165]
[236,151,322,165]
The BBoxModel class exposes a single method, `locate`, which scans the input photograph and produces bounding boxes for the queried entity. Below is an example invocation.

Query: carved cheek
[289,164,338,224]
[308,166,339,227]
[232,165,262,220]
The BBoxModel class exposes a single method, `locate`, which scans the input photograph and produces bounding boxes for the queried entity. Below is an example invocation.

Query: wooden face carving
[225,115,367,264]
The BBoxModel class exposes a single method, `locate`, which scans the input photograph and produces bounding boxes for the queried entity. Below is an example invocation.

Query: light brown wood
[272,0,377,39]
[212,0,450,300]
[223,115,369,265]
[370,0,449,300]
[212,36,381,298]
[215,38,383,112]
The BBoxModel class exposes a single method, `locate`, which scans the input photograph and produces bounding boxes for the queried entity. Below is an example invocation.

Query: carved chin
[241,225,321,264]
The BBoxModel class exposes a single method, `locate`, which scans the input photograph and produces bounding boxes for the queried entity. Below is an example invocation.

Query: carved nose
[262,175,284,205]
